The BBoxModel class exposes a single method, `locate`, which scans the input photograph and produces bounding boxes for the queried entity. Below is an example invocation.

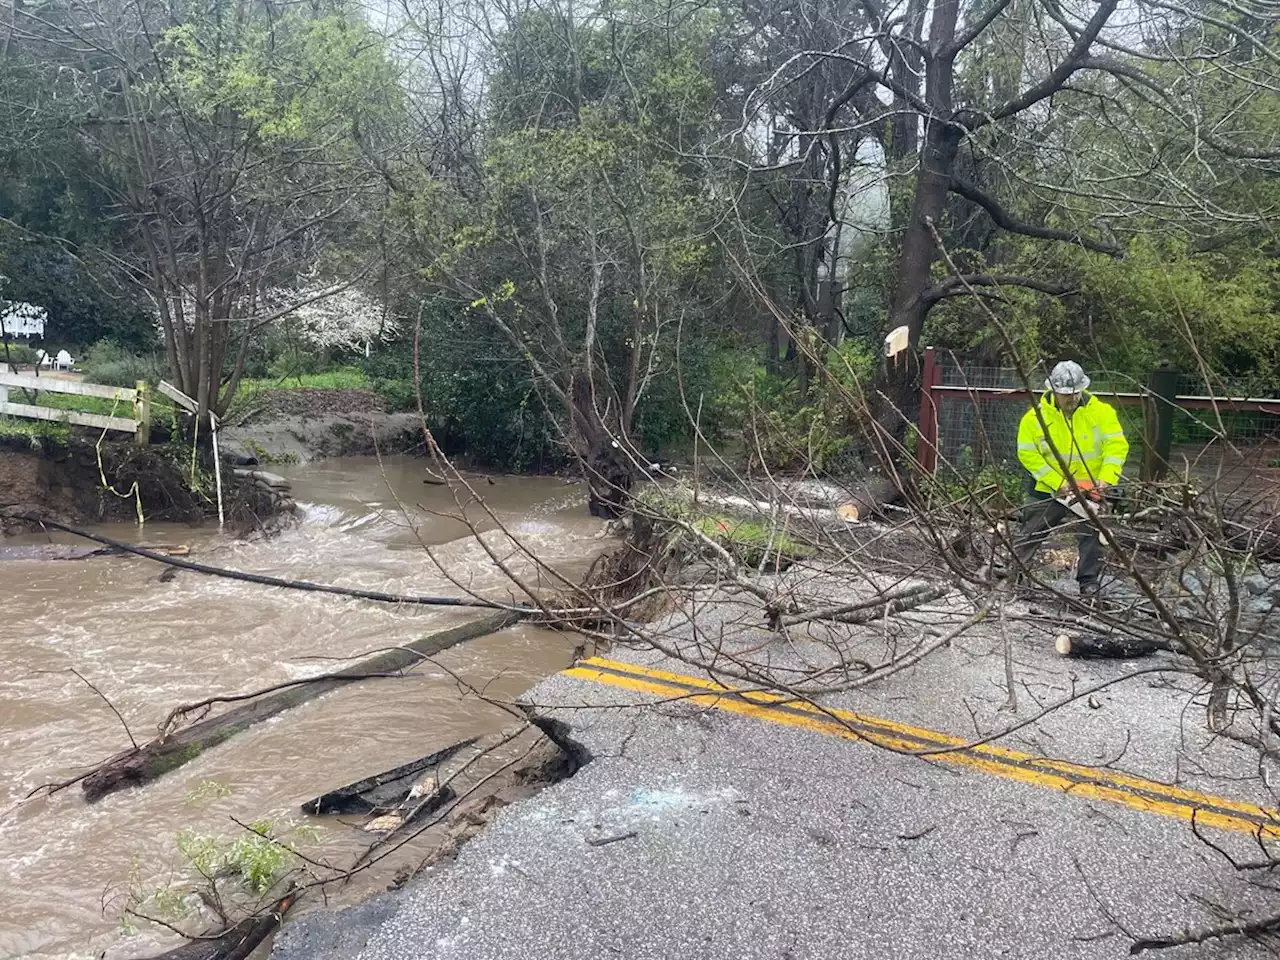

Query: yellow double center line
[564,656,1279,836]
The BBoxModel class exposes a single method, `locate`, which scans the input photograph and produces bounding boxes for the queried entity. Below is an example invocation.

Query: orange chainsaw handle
[1076,479,1104,502]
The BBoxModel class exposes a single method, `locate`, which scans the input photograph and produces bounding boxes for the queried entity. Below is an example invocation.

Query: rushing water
[0,457,603,959]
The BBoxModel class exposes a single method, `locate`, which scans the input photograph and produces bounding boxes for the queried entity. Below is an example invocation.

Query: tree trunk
[886,0,928,162]
[766,315,781,375]
[880,0,962,433]
[142,890,297,960]
[572,371,633,520]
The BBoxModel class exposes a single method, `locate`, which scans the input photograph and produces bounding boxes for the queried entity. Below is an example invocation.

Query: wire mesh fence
[920,350,1280,499]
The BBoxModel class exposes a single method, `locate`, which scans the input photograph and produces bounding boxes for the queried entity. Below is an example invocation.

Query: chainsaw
[1055,479,1115,519]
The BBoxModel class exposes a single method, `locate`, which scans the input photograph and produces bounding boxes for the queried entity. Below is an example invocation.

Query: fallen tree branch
[15,516,537,613]
[1129,910,1280,954]
[69,667,138,749]
[131,887,298,960]
[782,581,951,627]
[77,611,519,802]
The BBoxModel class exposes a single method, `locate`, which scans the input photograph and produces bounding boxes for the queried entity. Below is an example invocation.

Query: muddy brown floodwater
[0,457,604,960]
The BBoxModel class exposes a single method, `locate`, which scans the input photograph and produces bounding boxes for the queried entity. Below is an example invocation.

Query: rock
[1244,596,1275,617]
[1180,573,1205,596]
[1244,573,1271,596]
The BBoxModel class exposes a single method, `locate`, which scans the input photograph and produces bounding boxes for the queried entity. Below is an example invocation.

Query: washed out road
[273,598,1277,960]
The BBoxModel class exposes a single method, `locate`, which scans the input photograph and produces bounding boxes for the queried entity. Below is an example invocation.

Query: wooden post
[915,346,941,474]
[1141,361,1177,481]
[134,380,151,445]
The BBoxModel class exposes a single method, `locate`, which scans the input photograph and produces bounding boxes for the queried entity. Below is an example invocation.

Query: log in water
[82,611,520,802]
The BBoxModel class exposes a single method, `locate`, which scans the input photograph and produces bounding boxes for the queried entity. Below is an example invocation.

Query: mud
[0,434,235,534]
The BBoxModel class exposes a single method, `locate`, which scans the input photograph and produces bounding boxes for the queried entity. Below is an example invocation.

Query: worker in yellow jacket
[1015,360,1129,598]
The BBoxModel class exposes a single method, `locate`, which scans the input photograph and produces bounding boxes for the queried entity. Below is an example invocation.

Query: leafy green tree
[399,3,726,468]
[0,52,156,352]
[12,0,404,423]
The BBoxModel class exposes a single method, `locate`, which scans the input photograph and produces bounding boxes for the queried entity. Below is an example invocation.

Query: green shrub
[80,340,163,387]
[370,377,417,413]
[630,332,740,455]
[361,313,564,472]
[1,342,40,366]
[266,348,334,382]
[716,339,876,475]
[936,455,1026,509]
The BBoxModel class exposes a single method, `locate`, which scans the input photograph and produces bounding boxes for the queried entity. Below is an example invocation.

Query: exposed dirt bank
[0,434,279,536]
[219,386,423,464]
[221,411,423,464]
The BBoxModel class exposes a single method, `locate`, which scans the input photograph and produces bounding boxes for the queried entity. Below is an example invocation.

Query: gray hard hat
[1046,360,1090,394]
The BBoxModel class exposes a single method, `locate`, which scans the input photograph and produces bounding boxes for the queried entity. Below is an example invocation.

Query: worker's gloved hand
[1076,479,1106,502]
[1059,479,1106,503]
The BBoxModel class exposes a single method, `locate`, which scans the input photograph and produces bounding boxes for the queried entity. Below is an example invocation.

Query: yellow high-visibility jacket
[1017,392,1129,494]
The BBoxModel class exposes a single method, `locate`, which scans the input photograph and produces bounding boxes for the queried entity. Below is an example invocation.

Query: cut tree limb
[674,476,902,528]
[782,581,950,627]
[134,888,297,960]
[81,611,520,802]
[1054,631,1170,659]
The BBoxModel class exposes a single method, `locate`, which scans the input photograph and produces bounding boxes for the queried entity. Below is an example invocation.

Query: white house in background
[1,301,48,338]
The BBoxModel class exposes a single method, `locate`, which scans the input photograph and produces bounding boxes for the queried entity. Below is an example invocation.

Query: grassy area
[31,388,178,419]
[9,367,367,424]
[691,515,816,567]
[0,416,70,444]
[233,367,369,396]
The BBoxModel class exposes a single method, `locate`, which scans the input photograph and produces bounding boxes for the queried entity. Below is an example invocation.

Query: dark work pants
[1014,490,1103,585]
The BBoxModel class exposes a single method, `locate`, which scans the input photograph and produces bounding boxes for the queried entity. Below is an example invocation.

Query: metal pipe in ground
[211,412,225,529]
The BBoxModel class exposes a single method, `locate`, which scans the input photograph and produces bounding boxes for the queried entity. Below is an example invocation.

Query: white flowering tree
[284,285,398,354]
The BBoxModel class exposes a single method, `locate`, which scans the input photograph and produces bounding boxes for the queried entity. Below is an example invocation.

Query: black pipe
[19,515,538,613]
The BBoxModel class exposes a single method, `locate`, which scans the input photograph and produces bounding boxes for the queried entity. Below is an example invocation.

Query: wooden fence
[0,363,150,442]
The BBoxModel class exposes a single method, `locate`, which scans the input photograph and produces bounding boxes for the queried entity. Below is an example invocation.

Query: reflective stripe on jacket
[1016,392,1129,494]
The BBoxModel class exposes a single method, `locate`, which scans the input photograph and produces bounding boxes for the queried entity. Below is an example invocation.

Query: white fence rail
[0,364,150,441]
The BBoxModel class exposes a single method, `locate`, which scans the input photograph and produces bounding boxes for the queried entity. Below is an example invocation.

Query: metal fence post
[1141,361,1177,481]
[916,346,940,474]
[134,380,151,445]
